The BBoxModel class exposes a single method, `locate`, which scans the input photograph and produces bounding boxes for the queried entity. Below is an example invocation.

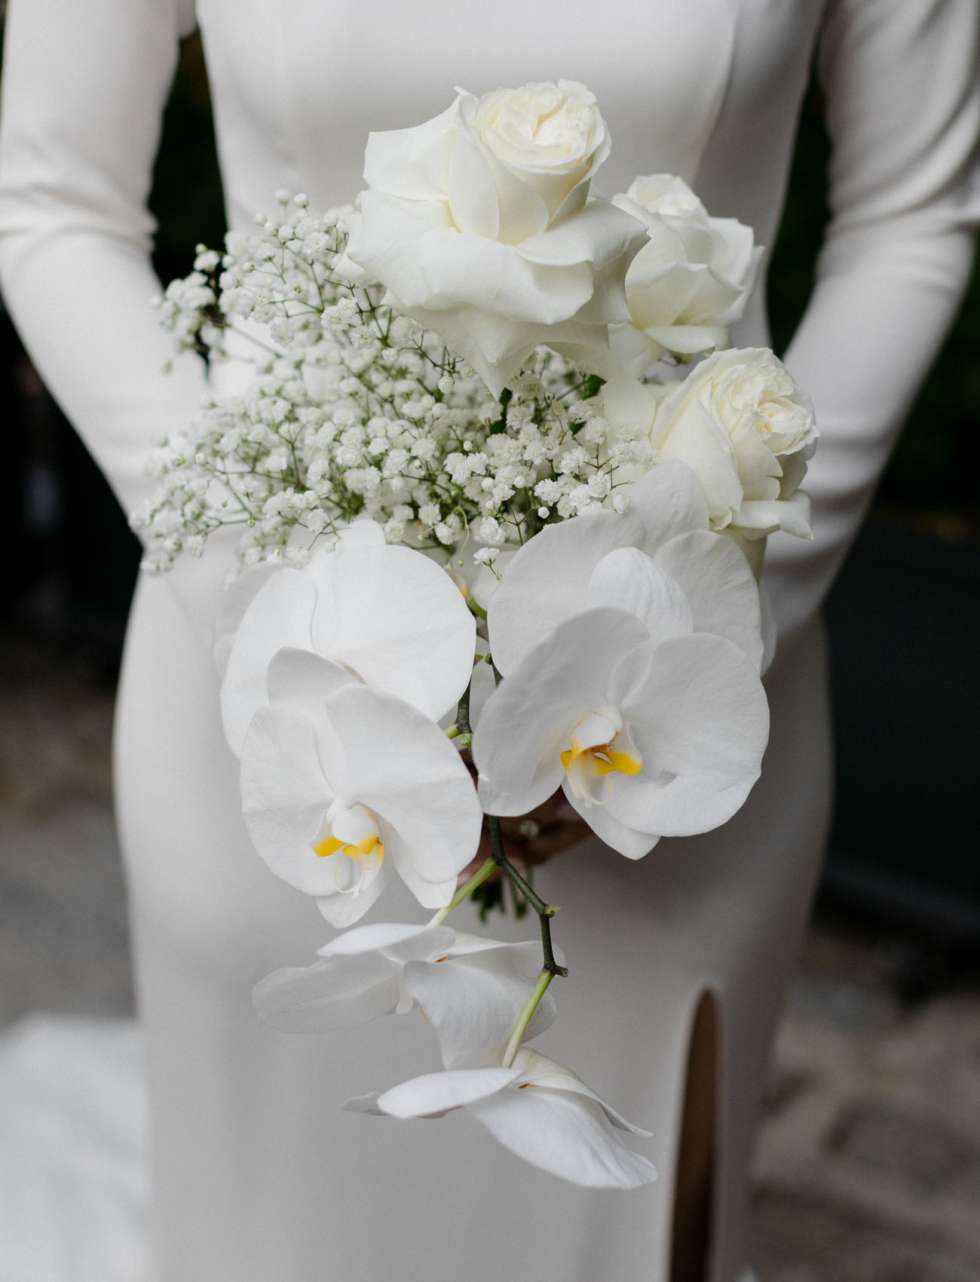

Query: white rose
[610,175,762,377]
[471,81,610,235]
[651,348,818,545]
[347,83,644,395]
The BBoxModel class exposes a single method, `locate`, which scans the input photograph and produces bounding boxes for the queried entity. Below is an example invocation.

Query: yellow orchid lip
[560,738,642,781]
[313,833,385,861]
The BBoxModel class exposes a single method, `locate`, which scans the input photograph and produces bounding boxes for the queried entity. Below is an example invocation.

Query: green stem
[429,857,497,925]
[502,968,554,1068]
[456,683,472,738]
[486,816,567,979]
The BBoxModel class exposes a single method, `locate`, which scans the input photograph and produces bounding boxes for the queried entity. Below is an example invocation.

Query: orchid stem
[486,816,567,979]
[502,968,554,1068]
[456,684,472,737]
[430,856,497,925]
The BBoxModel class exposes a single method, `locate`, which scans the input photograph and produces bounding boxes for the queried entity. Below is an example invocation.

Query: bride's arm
[769,0,979,648]
[0,0,224,633]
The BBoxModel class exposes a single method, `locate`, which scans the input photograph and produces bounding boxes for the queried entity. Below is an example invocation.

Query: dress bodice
[198,0,822,285]
[0,0,976,647]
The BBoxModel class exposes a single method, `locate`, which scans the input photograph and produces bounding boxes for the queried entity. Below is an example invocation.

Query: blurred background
[1,31,978,1282]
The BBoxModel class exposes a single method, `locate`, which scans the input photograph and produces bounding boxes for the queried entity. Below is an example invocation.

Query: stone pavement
[2,631,978,1281]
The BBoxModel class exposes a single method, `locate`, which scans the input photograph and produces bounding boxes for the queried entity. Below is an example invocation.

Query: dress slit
[669,987,720,1282]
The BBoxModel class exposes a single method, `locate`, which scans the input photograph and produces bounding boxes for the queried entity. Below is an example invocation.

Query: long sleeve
[0,0,207,551]
[770,0,979,649]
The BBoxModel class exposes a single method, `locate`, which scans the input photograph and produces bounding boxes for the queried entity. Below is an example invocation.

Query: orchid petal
[470,1080,657,1190]
[349,1067,522,1119]
[252,953,402,1033]
[316,683,482,888]
[317,922,455,962]
[515,1050,653,1136]
[316,867,392,928]
[587,548,694,647]
[488,461,705,675]
[307,543,475,722]
[213,560,280,681]
[652,531,764,670]
[612,634,769,836]
[403,941,557,1069]
[221,570,317,754]
[562,782,657,859]
[475,608,651,816]
[265,648,357,714]
[240,705,337,897]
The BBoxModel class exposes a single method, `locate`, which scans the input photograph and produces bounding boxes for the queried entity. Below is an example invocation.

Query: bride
[0,3,977,1279]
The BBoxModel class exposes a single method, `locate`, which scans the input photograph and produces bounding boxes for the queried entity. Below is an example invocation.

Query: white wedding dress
[0,3,977,1280]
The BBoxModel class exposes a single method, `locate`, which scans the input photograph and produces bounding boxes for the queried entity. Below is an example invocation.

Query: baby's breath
[136,196,653,577]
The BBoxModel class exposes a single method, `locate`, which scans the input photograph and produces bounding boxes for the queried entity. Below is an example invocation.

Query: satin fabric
[0,3,977,1279]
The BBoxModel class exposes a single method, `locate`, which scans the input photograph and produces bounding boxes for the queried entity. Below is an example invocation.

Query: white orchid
[348,952,655,1190]
[220,520,476,755]
[253,921,556,1044]
[347,1051,656,1190]
[474,593,769,858]
[487,462,764,675]
[240,649,482,925]
[400,934,560,1069]
[253,922,456,1032]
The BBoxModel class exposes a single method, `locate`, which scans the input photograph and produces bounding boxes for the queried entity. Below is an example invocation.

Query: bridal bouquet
[137,81,817,1190]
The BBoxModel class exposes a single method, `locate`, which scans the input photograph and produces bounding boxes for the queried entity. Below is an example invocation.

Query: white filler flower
[240,650,482,925]
[347,953,654,1190]
[611,174,762,375]
[474,594,769,858]
[220,520,475,755]
[488,462,764,676]
[347,82,645,393]
[651,347,818,541]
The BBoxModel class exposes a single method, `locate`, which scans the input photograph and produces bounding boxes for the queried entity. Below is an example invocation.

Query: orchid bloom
[220,520,476,755]
[347,945,655,1190]
[253,922,555,1040]
[240,649,482,925]
[474,580,769,858]
[486,462,764,676]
